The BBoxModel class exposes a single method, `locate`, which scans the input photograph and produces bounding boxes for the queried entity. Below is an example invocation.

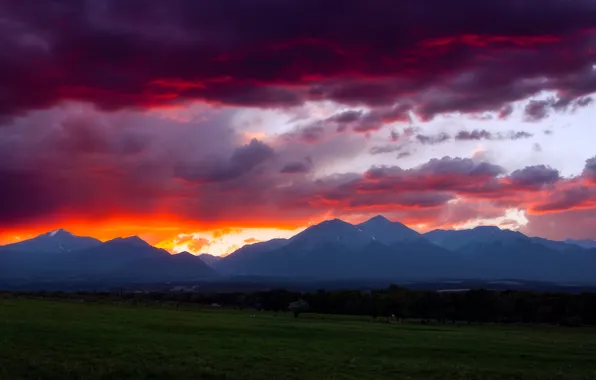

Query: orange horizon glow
[0,207,533,256]
[0,215,309,251]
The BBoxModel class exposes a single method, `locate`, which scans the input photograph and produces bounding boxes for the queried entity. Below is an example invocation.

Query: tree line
[3,286,596,326]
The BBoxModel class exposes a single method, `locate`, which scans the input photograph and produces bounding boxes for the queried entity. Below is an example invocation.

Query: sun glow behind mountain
[0,218,306,256]
[0,210,528,256]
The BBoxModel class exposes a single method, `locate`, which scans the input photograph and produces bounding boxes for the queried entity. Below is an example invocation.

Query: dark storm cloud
[1,0,596,118]
[524,96,594,121]
[508,165,560,187]
[0,169,62,221]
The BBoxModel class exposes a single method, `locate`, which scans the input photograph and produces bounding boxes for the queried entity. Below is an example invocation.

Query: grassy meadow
[1,299,595,379]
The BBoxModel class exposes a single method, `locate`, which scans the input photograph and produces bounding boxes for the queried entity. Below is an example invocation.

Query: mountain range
[1,216,596,285]
[0,230,217,282]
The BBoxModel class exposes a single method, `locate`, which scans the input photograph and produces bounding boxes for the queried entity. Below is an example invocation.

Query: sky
[1,0,596,255]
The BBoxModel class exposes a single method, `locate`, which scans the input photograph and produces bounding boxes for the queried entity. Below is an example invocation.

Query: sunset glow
[1,0,596,252]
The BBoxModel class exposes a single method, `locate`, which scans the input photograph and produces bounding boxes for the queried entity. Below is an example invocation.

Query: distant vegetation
[5,285,596,326]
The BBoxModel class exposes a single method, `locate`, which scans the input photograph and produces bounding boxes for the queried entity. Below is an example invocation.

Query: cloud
[522,209,596,240]
[369,145,404,155]
[524,100,552,121]
[574,96,594,109]
[508,165,560,188]
[328,110,363,124]
[498,104,514,119]
[524,96,594,121]
[290,125,325,144]
[1,0,595,119]
[455,130,492,141]
[175,138,275,183]
[417,157,506,178]
[412,129,532,146]
[2,102,596,241]
[416,132,450,145]
[281,160,312,174]
[531,186,596,213]
[454,129,533,141]
[583,156,596,181]
[320,105,412,134]
[172,235,211,252]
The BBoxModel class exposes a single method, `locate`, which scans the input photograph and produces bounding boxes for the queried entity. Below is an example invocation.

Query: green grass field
[1,299,596,379]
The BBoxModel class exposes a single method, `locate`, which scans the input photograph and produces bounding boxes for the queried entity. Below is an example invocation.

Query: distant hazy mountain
[0,234,218,282]
[565,239,596,249]
[425,227,596,282]
[198,253,222,267]
[133,251,219,281]
[529,237,580,252]
[424,226,526,251]
[1,229,100,253]
[217,239,288,274]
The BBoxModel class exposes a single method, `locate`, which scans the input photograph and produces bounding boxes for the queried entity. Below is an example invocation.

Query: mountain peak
[46,228,73,237]
[472,225,502,232]
[305,218,357,232]
[288,218,372,250]
[2,229,100,253]
[319,218,350,226]
[358,215,420,244]
[109,236,151,247]
[365,215,391,224]
[361,215,393,225]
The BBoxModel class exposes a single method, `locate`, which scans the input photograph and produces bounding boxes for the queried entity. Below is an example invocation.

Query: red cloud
[1,0,595,120]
